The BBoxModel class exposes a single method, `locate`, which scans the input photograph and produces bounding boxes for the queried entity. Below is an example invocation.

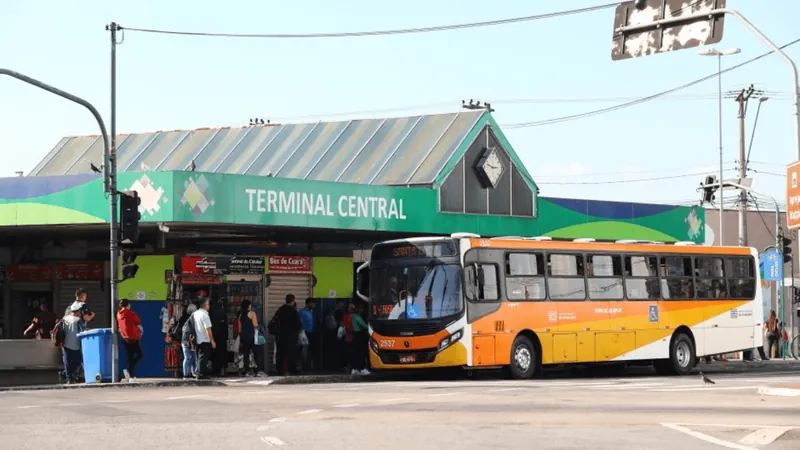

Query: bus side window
[624,255,660,300]
[726,257,756,299]
[586,254,624,300]
[695,257,727,299]
[660,256,694,300]
[506,253,546,301]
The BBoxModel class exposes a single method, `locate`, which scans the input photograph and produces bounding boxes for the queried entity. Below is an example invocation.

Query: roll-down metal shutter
[265,275,312,371]
[58,281,108,328]
[10,282,53,338]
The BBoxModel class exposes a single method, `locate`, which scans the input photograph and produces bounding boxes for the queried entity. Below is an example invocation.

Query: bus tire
[669,332,696,376]
[508,335,536,379]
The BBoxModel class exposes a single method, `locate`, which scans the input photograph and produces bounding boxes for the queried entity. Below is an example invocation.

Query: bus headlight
[438,329,464,351]
[370,339,379,354]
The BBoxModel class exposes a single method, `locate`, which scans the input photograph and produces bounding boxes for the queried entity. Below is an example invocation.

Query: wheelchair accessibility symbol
[648,305,659,323]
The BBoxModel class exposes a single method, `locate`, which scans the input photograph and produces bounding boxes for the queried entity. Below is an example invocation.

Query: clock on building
[475,147,505,188]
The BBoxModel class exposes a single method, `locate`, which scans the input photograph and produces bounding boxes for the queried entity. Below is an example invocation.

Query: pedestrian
[348,302,370,376]
[65,288,95,324]
[765,310,779,359]
[181,303,198,378]
[238,300,266,377]
[60,302,86,384]
[299,298,316,372]
[24,302,57,339]
[270,294,301,376]
[117,298,144,382]
[192,298,216,379]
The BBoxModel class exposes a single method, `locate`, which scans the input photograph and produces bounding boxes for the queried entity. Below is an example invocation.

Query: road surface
[1,369,798,449]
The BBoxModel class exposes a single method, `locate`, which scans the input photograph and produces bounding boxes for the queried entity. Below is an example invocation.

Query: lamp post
[698,47,741,246]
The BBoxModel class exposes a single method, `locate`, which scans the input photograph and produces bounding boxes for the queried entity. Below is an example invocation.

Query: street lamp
[698,47,741,246]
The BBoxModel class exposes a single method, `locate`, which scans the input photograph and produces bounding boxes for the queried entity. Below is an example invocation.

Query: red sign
[56,262,104,281]
[787,161,800,230]
[181,256,218,274]
[182,273,222,285]
[268,256,312,274]
[6,264,53,282]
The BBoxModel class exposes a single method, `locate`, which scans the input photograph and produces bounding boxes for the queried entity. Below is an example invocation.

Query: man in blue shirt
[298,298,316,372]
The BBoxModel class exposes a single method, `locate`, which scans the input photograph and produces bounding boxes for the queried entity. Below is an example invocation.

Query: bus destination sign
[372,241,458,260]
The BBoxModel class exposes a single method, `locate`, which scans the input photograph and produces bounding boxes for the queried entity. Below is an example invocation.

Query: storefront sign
[228,256,265,274]
[55,262,104,281]
[245,189,407,220]
[182,255,264,275]
[182,273,222,285]
[7,264,53,282]
[268,255,312,274]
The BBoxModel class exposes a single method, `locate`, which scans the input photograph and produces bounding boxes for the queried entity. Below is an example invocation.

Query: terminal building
[0,110,705,377]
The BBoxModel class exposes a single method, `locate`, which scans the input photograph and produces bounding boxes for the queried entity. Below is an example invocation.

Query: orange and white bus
[356,233,763,378]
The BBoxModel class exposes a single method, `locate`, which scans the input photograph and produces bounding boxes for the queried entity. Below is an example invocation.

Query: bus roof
[469,237,754,255]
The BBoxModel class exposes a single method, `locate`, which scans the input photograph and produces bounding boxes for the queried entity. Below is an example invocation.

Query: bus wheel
[508,335,536,379]
[669,333,696,376]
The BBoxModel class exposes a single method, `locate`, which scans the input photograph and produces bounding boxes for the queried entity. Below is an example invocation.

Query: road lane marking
[260,436,286,446]
[165,394,210,400]
[380,398,410,403]
[488,388,523,393]
[591,383,666,390]
[296,409,322,415]
[16,405,40,409]
[738,427,794,446]
[54,403,84,407]
[661,423,756,450]
[428,392,457,397]
[97,399,131,404]
[333,403,360,408]
[256,425,271,431]
[269,417,287,423]
[651,386,755,392]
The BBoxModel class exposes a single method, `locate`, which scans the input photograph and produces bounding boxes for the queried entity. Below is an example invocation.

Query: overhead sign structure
[787,161,800,230]
[611,0,727,61]
[761,250,783,282]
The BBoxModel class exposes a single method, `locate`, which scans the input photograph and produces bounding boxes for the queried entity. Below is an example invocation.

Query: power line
[532,162,736,179]
[502,37,800,129]
[120,3,617,39]
[537,169,735,185]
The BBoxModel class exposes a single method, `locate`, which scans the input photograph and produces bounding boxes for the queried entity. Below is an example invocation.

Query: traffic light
[120,248,139,281]
[781,235,793,264]
[793,287,800,305]
[699,175,717,204]
[119,190,141,245]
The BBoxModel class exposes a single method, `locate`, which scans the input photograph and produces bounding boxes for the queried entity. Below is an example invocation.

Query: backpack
[267,314,280,336]
[51,320,65,348]
[169,314,190,343]
[324,312,338,331]
[182,315,198,348]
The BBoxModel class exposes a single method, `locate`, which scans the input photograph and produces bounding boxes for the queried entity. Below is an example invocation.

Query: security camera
[634,0,647,9]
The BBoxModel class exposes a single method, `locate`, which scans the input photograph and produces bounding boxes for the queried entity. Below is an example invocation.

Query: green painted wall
[312,257,354,299]
[118,255,174,301]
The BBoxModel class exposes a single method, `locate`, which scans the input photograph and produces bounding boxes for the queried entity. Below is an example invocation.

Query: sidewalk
[0,377,225,392]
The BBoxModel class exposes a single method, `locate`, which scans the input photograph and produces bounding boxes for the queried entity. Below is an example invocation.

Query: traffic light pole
[107,22,121,384]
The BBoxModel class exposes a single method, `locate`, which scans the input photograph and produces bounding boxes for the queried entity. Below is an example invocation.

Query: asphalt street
[1,369,798,450]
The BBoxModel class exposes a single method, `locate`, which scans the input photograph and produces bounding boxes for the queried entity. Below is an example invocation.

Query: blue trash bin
[78,328,113,384]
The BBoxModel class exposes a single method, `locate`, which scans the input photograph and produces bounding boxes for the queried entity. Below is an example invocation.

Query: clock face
[478,148,504,188]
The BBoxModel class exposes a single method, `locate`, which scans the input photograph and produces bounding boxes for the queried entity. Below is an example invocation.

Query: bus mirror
[356,262,370,302]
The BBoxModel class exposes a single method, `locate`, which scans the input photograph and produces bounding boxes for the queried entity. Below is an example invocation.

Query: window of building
[660,256,694,300]
[547,253,586,300]
[587,254,624,300]
[505,253,546,301]
[465,263,500,301]
[695,257,727,299]
[726,257,756,299]
[624,255,660,300]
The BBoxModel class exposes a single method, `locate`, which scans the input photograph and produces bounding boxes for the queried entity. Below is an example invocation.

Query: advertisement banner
[7,264,53,282]
[55,262,104,281]
[182,255,265,275]
[268,255,312,274]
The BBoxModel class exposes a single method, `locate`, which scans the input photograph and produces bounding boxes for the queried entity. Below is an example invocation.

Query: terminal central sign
[245,189,407,220]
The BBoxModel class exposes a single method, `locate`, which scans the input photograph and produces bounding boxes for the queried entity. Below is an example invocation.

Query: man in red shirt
[117,298,144,381]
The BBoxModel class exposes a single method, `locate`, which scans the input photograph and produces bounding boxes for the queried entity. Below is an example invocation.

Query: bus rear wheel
[669,332,696,376]
[507,335,536,379]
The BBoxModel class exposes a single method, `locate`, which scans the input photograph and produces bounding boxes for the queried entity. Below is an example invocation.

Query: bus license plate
[399,355,416,363]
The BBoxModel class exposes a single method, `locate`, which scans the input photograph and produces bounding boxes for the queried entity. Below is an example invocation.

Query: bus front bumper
[369,341,468,370]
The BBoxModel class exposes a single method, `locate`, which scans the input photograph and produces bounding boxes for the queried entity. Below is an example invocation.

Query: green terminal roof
[30,110,491,186]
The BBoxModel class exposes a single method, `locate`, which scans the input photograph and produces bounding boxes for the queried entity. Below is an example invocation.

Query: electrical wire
[533,162,735,179]
[502,37,800,129]
[749,193,776,237]
[536,169,735,185]
[120,3,618,39]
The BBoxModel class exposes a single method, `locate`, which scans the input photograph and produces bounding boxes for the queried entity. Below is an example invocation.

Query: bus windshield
[370,263,462,321]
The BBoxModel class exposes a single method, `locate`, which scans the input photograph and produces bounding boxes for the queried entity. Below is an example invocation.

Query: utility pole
[105,22,121,384]
[735,85,756,248]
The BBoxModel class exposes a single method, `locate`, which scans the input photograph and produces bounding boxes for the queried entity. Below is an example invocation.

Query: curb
[758,386,800,397]
[0,379,225,392]
[267,374,374,385]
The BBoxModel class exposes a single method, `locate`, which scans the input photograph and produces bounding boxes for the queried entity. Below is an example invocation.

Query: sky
[1,0,799,208]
